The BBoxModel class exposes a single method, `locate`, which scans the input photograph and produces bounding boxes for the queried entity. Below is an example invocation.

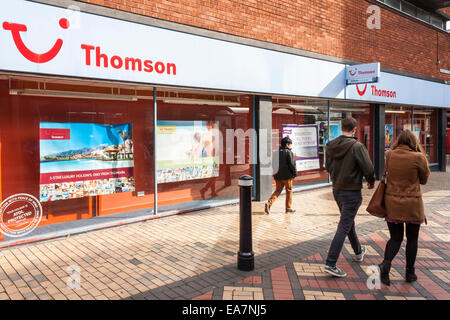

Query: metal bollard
[237,174,254,271]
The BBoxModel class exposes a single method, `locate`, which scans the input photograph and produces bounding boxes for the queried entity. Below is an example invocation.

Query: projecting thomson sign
[346,63,380,85]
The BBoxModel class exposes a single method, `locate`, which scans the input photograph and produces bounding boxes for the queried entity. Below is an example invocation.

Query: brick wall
[76,0,450,81]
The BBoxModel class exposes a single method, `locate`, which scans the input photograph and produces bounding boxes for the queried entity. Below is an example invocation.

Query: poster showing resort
[39,122,135,202]
[156,120,220,183]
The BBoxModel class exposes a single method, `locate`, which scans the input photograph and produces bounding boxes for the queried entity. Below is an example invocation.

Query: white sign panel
[346,63,380,85]
[0,0,448,108]
[346,71,450,108]
[0,0,345,100]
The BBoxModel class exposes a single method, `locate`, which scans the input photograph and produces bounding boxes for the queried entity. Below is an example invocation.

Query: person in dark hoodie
[324,117,375,278]
[265,136,297,214]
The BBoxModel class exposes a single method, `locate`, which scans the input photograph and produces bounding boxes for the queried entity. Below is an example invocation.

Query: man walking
[324,117,375,277]
[265,136,297,214]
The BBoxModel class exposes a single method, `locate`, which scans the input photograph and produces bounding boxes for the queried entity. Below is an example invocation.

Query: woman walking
[379,130,430,286]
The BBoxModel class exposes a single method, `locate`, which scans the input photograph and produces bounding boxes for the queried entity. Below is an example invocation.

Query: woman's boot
[405,267,418,283]
[379,261,391,286]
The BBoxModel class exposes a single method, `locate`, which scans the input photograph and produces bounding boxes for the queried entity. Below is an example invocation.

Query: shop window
[0,79,155,229]
[329,102,373,161]
[156,90,253,211]
[385,105,412,151]
[385,105,437,164]
[271,98,373,188]
[413,108,437,164]
[271,98,329,186]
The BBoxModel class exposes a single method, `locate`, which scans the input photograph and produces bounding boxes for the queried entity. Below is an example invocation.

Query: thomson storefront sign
[0,0,449,108]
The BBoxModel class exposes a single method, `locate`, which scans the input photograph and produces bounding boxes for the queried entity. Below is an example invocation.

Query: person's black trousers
[383,221,420,268]
[326,189,363,267]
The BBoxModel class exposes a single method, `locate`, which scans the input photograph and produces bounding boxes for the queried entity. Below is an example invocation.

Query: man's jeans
[326,189,363,267]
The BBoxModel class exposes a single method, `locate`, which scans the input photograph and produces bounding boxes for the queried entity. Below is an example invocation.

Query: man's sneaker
[324,265,347,278]
[353,246,368,263]
[264,203,270,215]
[285,209,296,213]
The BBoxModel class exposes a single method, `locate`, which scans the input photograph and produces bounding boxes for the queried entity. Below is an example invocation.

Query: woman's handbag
[366,152,391,218]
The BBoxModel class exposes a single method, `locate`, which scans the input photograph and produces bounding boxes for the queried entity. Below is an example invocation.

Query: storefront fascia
[0,0,449,245]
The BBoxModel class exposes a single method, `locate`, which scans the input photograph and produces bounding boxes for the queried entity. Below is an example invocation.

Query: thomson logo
[348,68,376,77]
[2,18,70,63]
[2,16,177,76]
[356,84,397,99]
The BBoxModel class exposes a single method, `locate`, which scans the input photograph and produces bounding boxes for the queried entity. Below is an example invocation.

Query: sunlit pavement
[0,169,449,300]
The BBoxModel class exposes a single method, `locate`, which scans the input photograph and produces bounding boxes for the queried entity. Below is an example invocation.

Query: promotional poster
[39,122,135,202]
[385,124,394,150]
[282,124,320,172]
[156,120,220,183]
[328,123,343,143]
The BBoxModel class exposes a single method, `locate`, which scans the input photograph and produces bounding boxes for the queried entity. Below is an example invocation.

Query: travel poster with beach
[39,122,135,202]
[156,120,220,183]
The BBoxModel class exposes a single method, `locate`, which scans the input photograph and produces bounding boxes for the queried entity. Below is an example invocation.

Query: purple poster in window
[282,124,320,172]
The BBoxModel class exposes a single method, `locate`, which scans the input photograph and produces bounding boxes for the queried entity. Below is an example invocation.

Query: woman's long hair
[391,129,424,153]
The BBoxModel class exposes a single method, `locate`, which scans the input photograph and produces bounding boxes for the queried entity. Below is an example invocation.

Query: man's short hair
[281,136,293,147]
[341,117,357,132]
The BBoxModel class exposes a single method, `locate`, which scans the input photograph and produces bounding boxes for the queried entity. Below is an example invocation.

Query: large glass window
[385,105,438,164]
[0,79,155,229]
[156,89,253,212]
[271,98,373,187]
[385,105,412,151]
[413,107,437,164]
[272,97,329,186]
[329,102,374,160]
[0,79,255,230]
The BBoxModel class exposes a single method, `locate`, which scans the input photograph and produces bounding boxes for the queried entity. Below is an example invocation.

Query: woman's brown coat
[384,145,430,223]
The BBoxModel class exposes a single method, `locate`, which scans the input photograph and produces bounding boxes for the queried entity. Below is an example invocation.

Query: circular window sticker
[0,194,43,238]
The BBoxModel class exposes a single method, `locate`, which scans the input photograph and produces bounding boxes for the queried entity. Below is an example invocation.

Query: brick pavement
[0,169,448,300]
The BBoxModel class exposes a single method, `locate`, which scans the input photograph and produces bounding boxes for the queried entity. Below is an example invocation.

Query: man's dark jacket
[273,147,297,181]
[326,135,375,190]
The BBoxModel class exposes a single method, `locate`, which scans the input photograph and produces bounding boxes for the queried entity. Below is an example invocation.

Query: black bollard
[237,174,254,271]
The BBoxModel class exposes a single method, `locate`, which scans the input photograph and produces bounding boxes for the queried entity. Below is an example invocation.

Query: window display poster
[325,124,343,144]
[402,124,421,141]
[39,122,135,202]
[156,120,220,183]
[385,124,394,150]
[414,124,421,141]
[282,124,320,172]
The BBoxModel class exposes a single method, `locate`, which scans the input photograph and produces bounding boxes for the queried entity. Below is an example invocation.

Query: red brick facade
[76,0,450,82]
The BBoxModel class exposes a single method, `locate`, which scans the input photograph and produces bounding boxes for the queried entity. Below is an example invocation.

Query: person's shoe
[353,246,368,263]
[285,209,296,213]
[324,265,347,278]
[379,261,391,286]
[264,203,270,215]
[405,267,418,283]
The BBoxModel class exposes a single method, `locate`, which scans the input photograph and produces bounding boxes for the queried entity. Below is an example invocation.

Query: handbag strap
[383,150,392,182]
